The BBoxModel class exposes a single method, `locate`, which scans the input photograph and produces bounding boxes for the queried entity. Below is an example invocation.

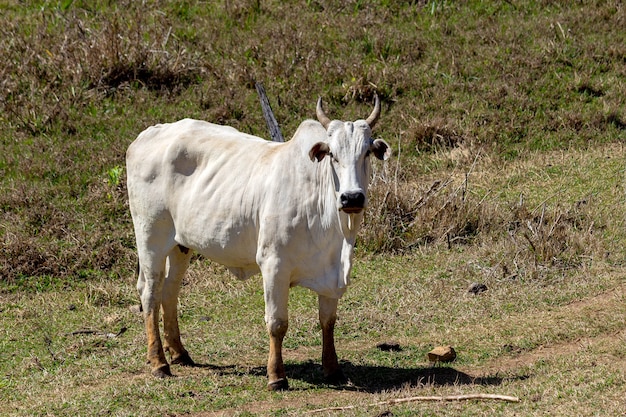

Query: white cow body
[126,98,389,390]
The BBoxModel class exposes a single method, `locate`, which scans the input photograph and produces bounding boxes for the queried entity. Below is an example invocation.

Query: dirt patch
[472,284,626,377]
[474,329,626,379]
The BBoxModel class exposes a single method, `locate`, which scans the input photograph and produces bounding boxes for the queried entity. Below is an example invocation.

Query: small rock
[376,342,402,352]
[68,304,77,311]
[467,282,488,295]
[129,304,143,315]
[427,345,457,363]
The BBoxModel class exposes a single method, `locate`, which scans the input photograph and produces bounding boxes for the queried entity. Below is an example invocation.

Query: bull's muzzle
[339,191,365,214]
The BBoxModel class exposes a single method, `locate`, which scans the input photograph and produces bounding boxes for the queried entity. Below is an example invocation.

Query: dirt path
[476,284,626,378]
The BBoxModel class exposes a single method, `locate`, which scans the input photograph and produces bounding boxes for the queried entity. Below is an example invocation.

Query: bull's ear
[309,142,330,162]
[371,138,391,160]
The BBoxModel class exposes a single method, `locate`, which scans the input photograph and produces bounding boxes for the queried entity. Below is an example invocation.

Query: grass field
[1,0,625,415]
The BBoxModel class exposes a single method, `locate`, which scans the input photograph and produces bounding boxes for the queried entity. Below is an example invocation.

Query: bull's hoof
[152,364,172,379]
[325,369,347,385]
[171,352,195,367]
[267,378,289,391]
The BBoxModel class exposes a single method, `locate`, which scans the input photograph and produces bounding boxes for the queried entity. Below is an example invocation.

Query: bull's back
[127,118,274,196]
[127,119,281,271]
[127,119,263,174]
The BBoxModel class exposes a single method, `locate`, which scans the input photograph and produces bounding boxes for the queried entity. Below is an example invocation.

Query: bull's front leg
[266,317,289,390]
[319,295,345,384]
[263,272,290,391]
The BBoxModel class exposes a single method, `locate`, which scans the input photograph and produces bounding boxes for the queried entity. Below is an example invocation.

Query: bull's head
[309,95,391,215]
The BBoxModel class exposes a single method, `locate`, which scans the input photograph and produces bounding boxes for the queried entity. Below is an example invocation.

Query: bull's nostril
[340,192,365,208]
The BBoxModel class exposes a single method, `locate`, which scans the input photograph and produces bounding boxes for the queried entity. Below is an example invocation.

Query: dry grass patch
[362,142,620,286]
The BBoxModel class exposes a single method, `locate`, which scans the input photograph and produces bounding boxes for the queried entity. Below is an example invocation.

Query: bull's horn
[365,94,381,129]
[316,97,331,129]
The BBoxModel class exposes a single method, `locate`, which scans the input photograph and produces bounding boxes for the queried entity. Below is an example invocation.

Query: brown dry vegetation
[2,0,624,286]
[1,0,626,416]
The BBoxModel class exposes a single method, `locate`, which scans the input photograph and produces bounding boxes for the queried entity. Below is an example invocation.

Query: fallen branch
[305,393,520,414]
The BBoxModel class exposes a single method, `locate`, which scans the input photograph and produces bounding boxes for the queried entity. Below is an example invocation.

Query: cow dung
[427,345,457,363]
[467,282,488,295]
[376,342,402,352]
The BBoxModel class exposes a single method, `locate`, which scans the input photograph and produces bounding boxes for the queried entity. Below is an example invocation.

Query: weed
[106,166,123,188]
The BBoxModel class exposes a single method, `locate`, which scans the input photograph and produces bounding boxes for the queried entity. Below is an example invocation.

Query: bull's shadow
[243,360,513,393]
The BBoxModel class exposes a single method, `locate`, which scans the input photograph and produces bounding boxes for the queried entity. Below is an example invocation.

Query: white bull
[126,96,390,390]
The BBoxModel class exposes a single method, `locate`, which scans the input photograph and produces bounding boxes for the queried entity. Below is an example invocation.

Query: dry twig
[304,393,520,414]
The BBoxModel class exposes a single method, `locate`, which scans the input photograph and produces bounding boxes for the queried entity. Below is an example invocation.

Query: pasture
[1,0,625,415]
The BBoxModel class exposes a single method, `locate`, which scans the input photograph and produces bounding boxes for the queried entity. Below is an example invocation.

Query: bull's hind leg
[319,295,345,384]
[137,258,171,378]
[161,245,194,367]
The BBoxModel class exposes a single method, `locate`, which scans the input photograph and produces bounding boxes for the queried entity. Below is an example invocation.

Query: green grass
[1,248,624,415]
[1,0,626,415]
